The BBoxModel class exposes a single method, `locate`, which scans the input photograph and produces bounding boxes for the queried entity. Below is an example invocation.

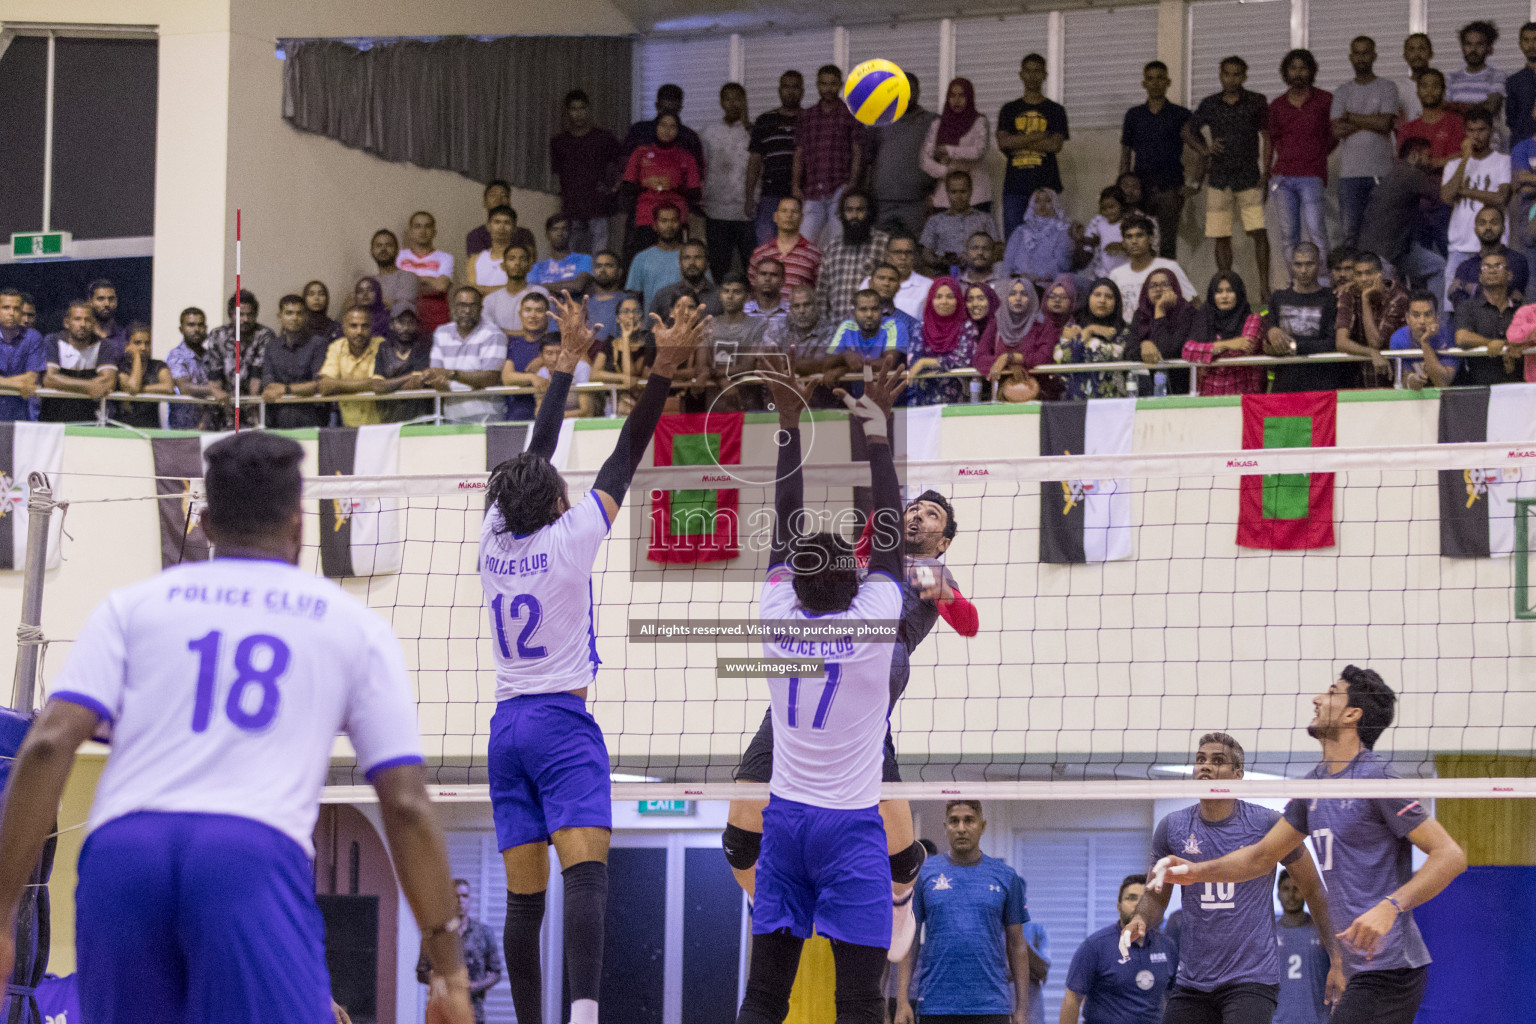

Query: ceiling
[624,0,1162,37]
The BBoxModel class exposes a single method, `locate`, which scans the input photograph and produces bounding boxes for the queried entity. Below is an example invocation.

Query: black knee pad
[889,840,927,885]
[722,823,762,870]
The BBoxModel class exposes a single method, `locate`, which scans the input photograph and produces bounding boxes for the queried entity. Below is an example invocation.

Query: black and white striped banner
[317,424,403,578]
[0,422,64,571]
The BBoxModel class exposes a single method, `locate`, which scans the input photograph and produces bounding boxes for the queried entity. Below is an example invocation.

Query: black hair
[452,285,483,304]
[484,178,512,195]
[909,489,957,539]
[945,168,973,185]
[1464,107,1494,129]
[1121,213,1155,238]
[1119,874,1147,899]
[1354,252,1383,272]
[1021,53,1046,68]
[653,201,684,221]
[1099,185,1127,205]
[0,288,23,302]
[87,278,116,296]
[203,432,304,541]
[755,256,785,273]
[944,799,982,817]
[680,238,708,254]
[1280,48,1318,82]
[1327,245,1357,270]
[126,321,152,339]
[1420,67,1446,89]
[1407,288,1438,308]
[657,83,683,102]
[720,81,746,99]
[487,204,518,223]
[1340,664,1397,749]
[1144,60,1168,74]
[488,454,567,535]
[817,64,842,80]
[966,230,996,246]
[1460,20,1499,45]
[504,241,535,260]
[1525,22,1536,36]
[519,292,550,308]
[545,212,570,232]
[594,249,621,263]
[854,287,883,305]
[790,532,860,613]
[565,88,590,106]
[1398,136,1432,159]
[720,271,749,288]
[840,188,875,218]
[1277,869,1293,886]
[277,293,305,311]
[1197,731,1245,771]
[1221,55,1248,74]
[372,228,398,244]
[227,289,258,314]
[780,69,803,82]
[179,306,206,322]
[18,292,35,306]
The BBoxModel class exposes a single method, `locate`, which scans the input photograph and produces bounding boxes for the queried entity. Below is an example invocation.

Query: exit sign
[637,800,692,816]
[10,232,71,259]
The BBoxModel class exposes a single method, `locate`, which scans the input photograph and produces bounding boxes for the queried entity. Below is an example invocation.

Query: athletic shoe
[888,888,917,962]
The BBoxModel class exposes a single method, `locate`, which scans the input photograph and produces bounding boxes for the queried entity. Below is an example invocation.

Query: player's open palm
[759,359,814,424]
[651,304,707,378]
[551,292,595,358]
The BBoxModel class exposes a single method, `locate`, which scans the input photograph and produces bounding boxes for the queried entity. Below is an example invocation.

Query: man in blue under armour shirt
[1125,732,1341,1024]
[1061,875,1177,1024]
[1153,666,1468,1024]
[1274,869,1330,1024]
[895,800,1031,1024]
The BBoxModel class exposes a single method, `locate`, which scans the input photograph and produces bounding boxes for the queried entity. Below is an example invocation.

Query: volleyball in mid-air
[842,59,911,126]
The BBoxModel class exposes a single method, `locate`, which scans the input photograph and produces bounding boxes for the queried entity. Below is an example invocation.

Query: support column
[1157,0,1187,104]
[938,18,955,99]
[1045,11,1065,104]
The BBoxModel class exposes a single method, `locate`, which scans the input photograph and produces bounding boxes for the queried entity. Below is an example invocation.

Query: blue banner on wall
[1416,865,1536,1022]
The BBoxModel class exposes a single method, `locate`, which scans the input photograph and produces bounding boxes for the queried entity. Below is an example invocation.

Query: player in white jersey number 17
[0,432,472,1024]
[480,292,704,1024]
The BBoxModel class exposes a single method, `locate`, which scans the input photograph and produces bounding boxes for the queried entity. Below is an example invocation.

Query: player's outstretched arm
[527,292,600,461]
[1283,845,1346,1005]
[372,763,473,1024]
[762,368,815,567]
[0,699,101,979]
[1337,818,1465,960]
[1153,816,1307,889]
[588,304,707,522]
[836,367,909,581]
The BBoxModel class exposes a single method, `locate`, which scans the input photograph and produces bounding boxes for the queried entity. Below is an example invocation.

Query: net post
[11,473,58,713]
[1517,499,1536,620]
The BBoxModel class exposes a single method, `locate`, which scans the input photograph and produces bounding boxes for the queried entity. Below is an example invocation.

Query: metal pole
[41,32,55,233]
[12,474,59,713]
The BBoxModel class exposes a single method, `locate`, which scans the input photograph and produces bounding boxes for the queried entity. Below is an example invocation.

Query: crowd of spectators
[6,19,1536,425]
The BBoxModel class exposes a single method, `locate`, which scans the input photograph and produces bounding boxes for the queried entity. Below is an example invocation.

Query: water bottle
[1125,372,1139,398]
[968,379,982,403]
[1153,370,1168,397]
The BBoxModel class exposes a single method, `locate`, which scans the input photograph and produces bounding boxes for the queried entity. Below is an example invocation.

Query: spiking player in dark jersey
[480,293,702,1024]
[1151,666,1467,1024]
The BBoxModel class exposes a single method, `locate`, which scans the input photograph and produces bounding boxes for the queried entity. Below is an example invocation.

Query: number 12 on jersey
[491,593,548,660]
[785,664,843,730]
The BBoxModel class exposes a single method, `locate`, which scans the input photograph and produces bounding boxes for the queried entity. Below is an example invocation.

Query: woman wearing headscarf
[1131,267,1196,394]
[620,111,703,256]
[1002,189,1076,292]
[348,276,391,339]
[921,78,992,211]
[1182,272,1264,395]
[975,278,1042,400]
[301,280,342,340]
[910,278,978,405]
[1054,277,1129,400]
[1018,275,1076,401]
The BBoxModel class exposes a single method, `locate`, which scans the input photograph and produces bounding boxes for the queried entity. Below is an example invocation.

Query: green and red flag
[1236,391,1336,550]
[648,412,742,563]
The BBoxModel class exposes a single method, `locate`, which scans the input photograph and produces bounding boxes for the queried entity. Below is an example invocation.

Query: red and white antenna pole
[233,209,243,431]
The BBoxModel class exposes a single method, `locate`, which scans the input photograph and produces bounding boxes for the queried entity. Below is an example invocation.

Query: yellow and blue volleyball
[842,59,911,126]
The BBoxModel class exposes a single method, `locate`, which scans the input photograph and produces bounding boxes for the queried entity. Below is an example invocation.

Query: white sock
[570,997,599,1024]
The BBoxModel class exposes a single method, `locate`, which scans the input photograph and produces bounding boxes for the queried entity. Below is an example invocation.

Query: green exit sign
[637,800,692,816]
[10,231,71,259]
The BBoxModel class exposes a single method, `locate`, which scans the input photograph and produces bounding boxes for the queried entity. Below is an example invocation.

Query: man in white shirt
[1108,214,1196,322]
[859,235,932,320]
[428,287,509,424]
[1441,109,1512,308]
[482,245,552,335]
[703,82,756,285]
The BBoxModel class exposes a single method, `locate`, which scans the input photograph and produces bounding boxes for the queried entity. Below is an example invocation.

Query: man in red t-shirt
[1268,49,1337,267]
[1398,69,1466,169]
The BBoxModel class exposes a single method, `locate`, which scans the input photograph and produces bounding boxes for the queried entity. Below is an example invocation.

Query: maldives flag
[1236,391,1336,550]
[647,412,742,563]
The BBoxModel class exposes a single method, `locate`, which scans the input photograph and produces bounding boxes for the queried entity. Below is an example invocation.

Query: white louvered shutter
[443,831,520,1024]
[1427,0,1531,76]
[1063,6,1162,130]
[637,37,734,126]
[953,13,1053,132]
[1305,0,1415,88]
[1188,0,1292,106]
[741,29,837,123]
[846,21,944,108]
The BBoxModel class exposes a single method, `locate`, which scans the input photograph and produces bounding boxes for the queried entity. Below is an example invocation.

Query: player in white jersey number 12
[480,293,704,1024]
[0,432,472,1024]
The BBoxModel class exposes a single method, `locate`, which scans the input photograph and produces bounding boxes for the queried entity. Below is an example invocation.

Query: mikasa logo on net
[1506,448,1536,459]
[957,466,989,477]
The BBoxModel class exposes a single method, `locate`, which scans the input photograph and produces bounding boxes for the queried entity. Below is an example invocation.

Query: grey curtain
[281,36,633,192]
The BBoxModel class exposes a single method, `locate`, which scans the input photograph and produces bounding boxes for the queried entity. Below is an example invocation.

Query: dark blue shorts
[753,796,890,949]
[75,811,331,1024]
[489,691,612,850]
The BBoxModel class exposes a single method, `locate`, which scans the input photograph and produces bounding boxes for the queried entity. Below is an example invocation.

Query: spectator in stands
[1443,109,1513,307]
[1115,172,1162,256]
[398,211,454,332]
[625,83,706,170]
[372,305,434,422]
[1359,139,1450,296]
[1336,251,1408,387]
[793,65,864,249]
[745,258,788,327]
[825,289,908,384]
[1396,289,1451,389]
[695,272,766,411]
[1108,215,1196,322]
[957,231,1006,292]
[1508,295,1536,381]
[1446,21,1506,127]
[1508,23,1536,148]
[922,172,995,275]
[584,251,627,342]
[766,284,834,374]
[651,239,722,320]
[863,236,932,321]
[984,276,1053,402]
[1186,56,1272,302]
[301,280,341,342]
[85,279,128,352]
[1055,278,1130,400]
[111,324,172,429]
[529,215,594,297]
[702,82,756,284]
[623,112,703,257]
[1450,251,1524,385]
[747,71,804,244]
[1003,188,1076,292]
[469,206,518,296]
[370,229,421,314]
[1332,37,1401,248]
[1327,246,1358,297]
[817,190,889,323]
[483,245,551,335]
[1120,60,1190,261]
[18,295,36,333]
[428,287,506,424]
[751,196,822,301]
[1131,268,1195,393]
[465,181,534,258]
[315,308,384,426]
[626,202,687,311]
[1396,32,1433,123]
[1268,49,1335,266]
[1399,70,1466,171]
[908,278,975,405]
[871,73,936,240]
[1266,242,1344,392]
[530,334,598,419]
[1083,186,1130,281]
[1062,876,1177,1024]
[592,295,655,411]
[41,300,118,423]
[1450,206,1530,307]
[206,290,276,400]
[349,277,391,340]
[501,294,562,422]
[1182,272,1263,396]
[923,77,991,215]
[0,288,45,422]
[258,294,329,429]
[865,263,923,348]
[998,54,1069,239]
[1514,128,1536,267]
[551,92,622,255]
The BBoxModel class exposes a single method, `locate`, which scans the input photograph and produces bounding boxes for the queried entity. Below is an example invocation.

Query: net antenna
[233,208,243,432]
[11,473,62,714]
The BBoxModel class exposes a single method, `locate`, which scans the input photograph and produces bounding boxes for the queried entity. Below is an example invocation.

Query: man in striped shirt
[751,197,823,303]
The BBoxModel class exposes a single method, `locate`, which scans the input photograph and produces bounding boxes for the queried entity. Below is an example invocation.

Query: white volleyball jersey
[480,491,611,699]
[50,557,424,856]
[758,566,903,809]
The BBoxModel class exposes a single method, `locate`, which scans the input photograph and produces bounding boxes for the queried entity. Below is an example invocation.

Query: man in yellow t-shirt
[317,308,384,426]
